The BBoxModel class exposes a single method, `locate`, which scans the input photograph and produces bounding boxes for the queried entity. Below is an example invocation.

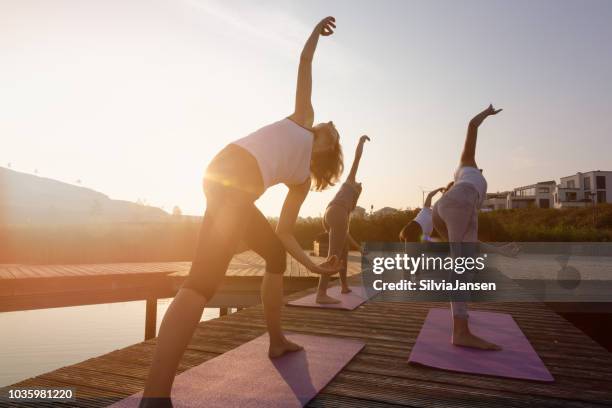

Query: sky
[1,0,611,217]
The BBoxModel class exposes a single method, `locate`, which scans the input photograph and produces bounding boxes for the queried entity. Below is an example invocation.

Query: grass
[1,204,611,263]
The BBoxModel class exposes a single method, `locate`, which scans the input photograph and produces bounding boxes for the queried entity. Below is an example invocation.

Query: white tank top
[454,166,487,208]
[413,207,433,239]
[233,118,314,189]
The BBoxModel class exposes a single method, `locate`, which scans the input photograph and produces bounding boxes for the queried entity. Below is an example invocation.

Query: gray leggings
[323,204,350,278]
[432,183,479,319]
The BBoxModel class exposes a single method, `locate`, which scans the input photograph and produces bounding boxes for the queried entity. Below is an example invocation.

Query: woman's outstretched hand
[470,104,503,128]
[311,254,342,275]
[424,186,446,208]
[355,135,370,156]
[316,16,336,37]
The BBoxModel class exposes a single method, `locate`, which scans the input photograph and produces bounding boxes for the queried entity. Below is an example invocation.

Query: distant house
[554,171,612,208]
[507,181,556,209]
[481,170,612,211]
[482,192,511,211]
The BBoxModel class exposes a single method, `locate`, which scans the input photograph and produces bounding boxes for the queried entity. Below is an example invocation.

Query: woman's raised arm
[289,16,336,128]
[423,187,445,208]
[346,135,370,182]
[460,104,502,168]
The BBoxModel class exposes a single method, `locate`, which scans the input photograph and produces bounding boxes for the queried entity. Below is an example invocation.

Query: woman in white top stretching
[140,17,343,407]
[432,104,516,350]
[399,186,447,243]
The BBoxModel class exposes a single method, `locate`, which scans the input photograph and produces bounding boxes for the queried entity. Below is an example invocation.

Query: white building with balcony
[482,192,511,211]
[554,171,612,208]
[507,181,556,209]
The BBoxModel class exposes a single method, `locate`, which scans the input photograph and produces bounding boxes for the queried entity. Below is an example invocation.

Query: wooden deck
[0,251,361,340]
[0,252,361,312]
[4,279,612,407]
[0,251,319,281]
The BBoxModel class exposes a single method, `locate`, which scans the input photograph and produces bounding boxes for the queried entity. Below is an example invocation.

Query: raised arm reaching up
[289,17,336,128]
[460,104,502,168]
[346,135,370,183]
[423,187,445,208]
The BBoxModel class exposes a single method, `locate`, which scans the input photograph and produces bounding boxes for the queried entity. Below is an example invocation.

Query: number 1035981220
[2,387,75,402]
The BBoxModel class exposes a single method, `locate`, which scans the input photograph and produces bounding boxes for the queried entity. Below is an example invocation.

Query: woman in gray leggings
[316,135,370,304]
[432,104,504,350]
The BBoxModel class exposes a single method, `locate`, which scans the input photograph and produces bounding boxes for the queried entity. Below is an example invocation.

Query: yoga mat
[287,285,370,310]
[109,333,365,408]
[409,308,554,382]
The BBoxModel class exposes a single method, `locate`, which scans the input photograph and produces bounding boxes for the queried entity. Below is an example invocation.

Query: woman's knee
[265,245,287,274]
[183,253,231,301]
[182,274,218,301]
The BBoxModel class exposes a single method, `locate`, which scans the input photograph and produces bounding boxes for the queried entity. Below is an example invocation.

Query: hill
[0,167,169,225]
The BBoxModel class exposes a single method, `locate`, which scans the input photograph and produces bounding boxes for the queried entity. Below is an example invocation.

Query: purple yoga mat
[409,308,554,382]
[287,285,370,310]
[109,333,364,408]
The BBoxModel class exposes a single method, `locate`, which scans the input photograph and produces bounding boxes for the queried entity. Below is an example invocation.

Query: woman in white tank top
[432,105,519,352]
[399,186,446,243]
[141,17,344,406]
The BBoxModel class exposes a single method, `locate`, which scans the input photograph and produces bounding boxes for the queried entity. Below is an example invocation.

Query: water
[0,299,219,387]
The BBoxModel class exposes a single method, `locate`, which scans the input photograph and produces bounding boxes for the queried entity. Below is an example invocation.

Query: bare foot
[341,286,352,294]
[316,293,341,304]
[269,337,304,358]
[452,330,502,350]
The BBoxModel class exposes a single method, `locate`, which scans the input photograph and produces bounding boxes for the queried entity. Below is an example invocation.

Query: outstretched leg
[140,288,207,407]
[141,197,247,404]
[243,205,304,357]
[436,188,501,350]
[339,243,351,293]
[262,273,304,357]
[317,206,348,304]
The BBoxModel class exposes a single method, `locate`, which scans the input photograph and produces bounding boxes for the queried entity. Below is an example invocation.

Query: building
[477,170,611,211]
[507,181,556,209]
[554,171,612,208]
[482,192,511,211]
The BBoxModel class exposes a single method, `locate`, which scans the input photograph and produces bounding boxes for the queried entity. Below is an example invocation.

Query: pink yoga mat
[287,285,370,310]
[109,333,364,408]
[409,308,554,382]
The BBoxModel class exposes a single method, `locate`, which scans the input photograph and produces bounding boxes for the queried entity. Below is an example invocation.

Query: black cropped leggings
[183,182,287,300]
